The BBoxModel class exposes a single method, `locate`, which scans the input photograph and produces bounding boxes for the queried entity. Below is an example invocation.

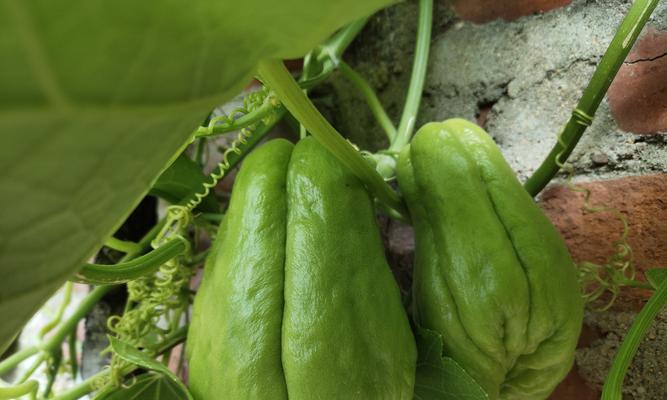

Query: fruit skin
[187,137,416,400]
[397,119,583,400]
[187,139,293,400]
[283,137,416,399]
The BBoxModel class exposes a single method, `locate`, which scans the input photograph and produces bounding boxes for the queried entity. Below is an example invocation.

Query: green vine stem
[52,326,188,400]
[16,354,45,384]
[193,98,279,138]
[0,345,39,377]
[339,61,397,142]
[42,286,110,359]
[0,379,38,400]
[42,349,62,398]
[184,108,285,212]
[322,18,369,61]
[523,0,660,196]
[39,283,73,339]
[601,275,667,400]
[388,0,433,152]
[194,136,208,167]
[0,221,163,378]
[195,18,370,141]
[67,331,77,379]
[73,236,189,285]
[299,17,370,89]
[0,286,110,378]
[103,237,141,255]
[257,59,408,217]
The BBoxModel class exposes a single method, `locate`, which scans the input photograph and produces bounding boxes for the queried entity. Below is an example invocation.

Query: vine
[85,81,289,396]
[2,3,663,399]
[185,101,285,214]
[74,237,189,285]
[193,87,277,138]
[103,207,192,386]
[601,273,667,400]
[388,0,433,152]
[257,59,409,218]
[524,0,661,196]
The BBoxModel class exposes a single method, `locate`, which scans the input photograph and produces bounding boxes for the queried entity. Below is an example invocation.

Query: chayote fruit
[397,119,584,400]
[187,137,416,399]
[0,0,398,353]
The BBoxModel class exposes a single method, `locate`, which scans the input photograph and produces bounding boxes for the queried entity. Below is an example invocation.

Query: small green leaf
[414,327,488,400]
[150,155,218,212]
[108,336,192,400]
[646,268,667,289]
[96,373,187,400]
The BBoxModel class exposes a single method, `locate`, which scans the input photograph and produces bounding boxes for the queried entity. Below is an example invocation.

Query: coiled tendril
[104,86,279,387]
[194,87,273,138]
[186,87,280,212]
[106,206,193,385]
[185,126,255,212]
[554,120,637,311]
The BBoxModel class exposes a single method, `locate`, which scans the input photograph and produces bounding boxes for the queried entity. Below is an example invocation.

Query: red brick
[540,174,667,310]
[608,28,667,133]
[446,0,571,23]
[549,365,599,400]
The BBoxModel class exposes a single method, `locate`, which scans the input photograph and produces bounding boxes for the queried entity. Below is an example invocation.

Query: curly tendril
[554,124,637,311]
[188,85,285,213]
[194,87,275,138]
[106,205,193,383]
[104,85,282,388]
[186,125,255,212]
[154,206,192,247]
[91,366,113,391]
[570,108,594,128]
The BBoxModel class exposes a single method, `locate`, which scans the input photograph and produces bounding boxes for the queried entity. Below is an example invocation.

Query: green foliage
[96,373,188,400]
[646,268,667,289]
[602,268,667,399]
[106,336,192,399]
[149,155,218,212]
[2,1,658,398]
[414,327,488,400]
[0,380,38,400]
[0,0,396,352]
[75,236,188,285]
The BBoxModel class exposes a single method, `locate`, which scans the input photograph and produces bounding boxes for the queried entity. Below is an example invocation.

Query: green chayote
[187,137,416,399]
[0,0,396,352]
[397,119,584,400]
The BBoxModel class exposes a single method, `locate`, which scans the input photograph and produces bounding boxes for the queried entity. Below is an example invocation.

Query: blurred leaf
[414,327,489,400]
[150,155,218,212]
[646,268,667,289]
[96,373,188,400]
[108,335,192,400]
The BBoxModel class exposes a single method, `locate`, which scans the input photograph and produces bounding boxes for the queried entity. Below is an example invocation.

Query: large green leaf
[0,0,396,351]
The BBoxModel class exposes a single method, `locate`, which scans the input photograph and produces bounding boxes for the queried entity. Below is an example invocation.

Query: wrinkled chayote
[397,119,584,400]
[187,137,416,399]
